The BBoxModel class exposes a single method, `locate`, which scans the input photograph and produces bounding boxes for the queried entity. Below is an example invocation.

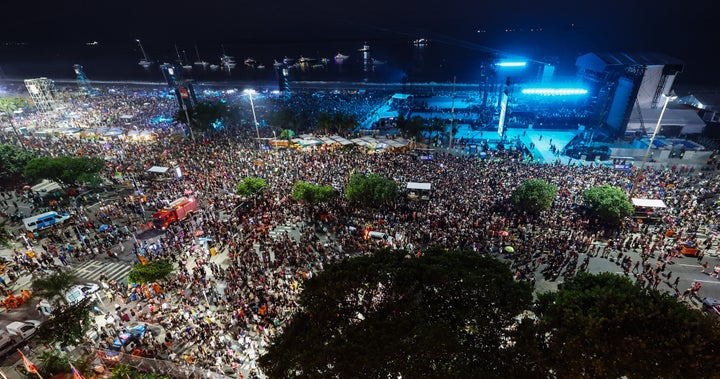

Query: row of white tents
[290,135,411,149]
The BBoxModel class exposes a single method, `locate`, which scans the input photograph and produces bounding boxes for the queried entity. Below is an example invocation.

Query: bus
[22,211,71,232]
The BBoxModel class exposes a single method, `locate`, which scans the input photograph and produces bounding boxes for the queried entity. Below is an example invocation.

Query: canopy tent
[147,166,170,174]
[631,198,667,208]
[330,135,354,145]
[407,182,432,191]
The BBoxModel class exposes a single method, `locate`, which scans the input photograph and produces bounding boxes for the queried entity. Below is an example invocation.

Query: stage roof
[407,182,432,190]
[632,198,667,208]
[147,166,169,173]
[576,52,684,73]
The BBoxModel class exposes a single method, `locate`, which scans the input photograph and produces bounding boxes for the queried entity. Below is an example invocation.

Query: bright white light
[521,88,588,96]
[243,89,257,95]
[496,61,527,67]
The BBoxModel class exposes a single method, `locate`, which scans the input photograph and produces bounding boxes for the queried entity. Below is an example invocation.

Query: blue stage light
[496,61,527,67]
[520,88,588,96]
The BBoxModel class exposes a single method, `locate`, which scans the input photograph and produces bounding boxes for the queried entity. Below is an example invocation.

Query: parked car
[5,320,41,340]
[702,297,720,319]
[110,324,146,352]
[64,282,101,305]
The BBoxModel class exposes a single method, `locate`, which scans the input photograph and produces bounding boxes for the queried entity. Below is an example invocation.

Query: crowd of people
[1,84,719,376]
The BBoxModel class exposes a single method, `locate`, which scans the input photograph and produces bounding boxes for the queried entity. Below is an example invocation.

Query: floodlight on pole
[0,110,26,151]
[244,89,261,148]
[630,93,677,197]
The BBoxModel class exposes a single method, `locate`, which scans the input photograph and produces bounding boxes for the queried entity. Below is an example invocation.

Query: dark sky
[2,0,718,85]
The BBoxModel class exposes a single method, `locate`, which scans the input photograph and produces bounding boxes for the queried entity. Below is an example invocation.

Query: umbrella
[98,224,109,232]
[194,230,204,237]
[504,246,515,253]
[498,230,509,237]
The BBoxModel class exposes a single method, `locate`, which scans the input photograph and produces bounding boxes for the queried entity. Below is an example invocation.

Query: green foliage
[511,179,558,213]
[24,156,104,186]
[345,173,399,206]
[291,181,336,204]
[396,115,425,140]
[278,129,295,140]
[31,270,79,305]
[236,176,268,197]
[174,101,228,133]
[127,259,174,284]
[526,272,720,378]
[37,297,94,347]
[0,96,30,113]
[259,249,533,378]
[35,350,70,377]
[0,144,36,182]
[583,184,634,225]
[110,364,170,379]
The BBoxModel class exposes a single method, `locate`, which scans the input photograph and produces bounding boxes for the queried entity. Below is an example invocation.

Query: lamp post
[0,110,26,150]
[244,89,260,148]
[630,93,677,197]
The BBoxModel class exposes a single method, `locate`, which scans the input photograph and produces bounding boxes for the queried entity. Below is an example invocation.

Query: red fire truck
[152,197,197,230]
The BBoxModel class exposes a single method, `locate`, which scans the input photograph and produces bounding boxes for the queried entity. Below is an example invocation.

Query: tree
[345,173,398,207]
[36,297,94,347]
[110,364,170,379]
[173,101,228,134]
[31,270,79,306]
[260,249,533,378]
[24,156,104,186]
[583,184,634,225]
[292,181,336,204]
[511,179,558,213]
[524,273,720,378]
[127,259,173,284]
[317,112,332,135]
[397,115,424,141]
[0,144,36,182]
[236,177,268,197]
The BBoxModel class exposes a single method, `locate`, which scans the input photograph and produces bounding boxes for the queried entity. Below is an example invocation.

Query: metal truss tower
[23,78,56,112]
[73,64,91,94]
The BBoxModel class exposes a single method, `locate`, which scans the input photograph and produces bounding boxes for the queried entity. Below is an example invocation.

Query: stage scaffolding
[24,77,56,112]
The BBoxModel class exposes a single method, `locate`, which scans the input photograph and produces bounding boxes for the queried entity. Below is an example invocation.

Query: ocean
[1,34,712,88]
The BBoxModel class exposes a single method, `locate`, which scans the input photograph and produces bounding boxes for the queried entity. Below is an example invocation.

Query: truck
[152,196,197,230]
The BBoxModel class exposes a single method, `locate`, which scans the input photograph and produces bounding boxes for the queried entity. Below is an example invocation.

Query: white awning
[147,166,169,173]
[632,198,667,208]
[407,182,432,191]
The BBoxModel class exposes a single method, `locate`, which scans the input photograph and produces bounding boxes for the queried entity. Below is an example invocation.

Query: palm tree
[31,270,80,306]
[317,112,332,135]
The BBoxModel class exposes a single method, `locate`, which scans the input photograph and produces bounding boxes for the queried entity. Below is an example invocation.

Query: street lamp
[631,93,677,197]
[0,110,26,150]
[244,89,261,148]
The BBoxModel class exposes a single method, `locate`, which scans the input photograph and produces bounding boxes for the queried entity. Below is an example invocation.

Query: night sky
[1,0,718,85]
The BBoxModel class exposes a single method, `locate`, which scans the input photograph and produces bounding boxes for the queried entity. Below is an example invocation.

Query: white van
[6,321,41,340]
[22,211,71,232]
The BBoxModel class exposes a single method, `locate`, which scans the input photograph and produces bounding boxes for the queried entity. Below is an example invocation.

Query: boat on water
[210,64,220,71]
[320,58,330,65]
[371,58,386,65]
[413,38,428,48]
[256,64,266,70]
[220,45,236,69]
[282,56,295,65]
[334,52,349,64]
[174,45,193,71]
[193,45,210,68]
[244,58,257,68]
[136,39,153,68]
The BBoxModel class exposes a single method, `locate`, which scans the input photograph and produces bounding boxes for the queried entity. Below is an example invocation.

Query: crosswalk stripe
[71,260,132,283]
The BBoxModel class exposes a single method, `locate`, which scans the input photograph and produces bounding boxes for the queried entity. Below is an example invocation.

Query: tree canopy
[0,144,36,182]
[24,156,104,186]
[583,184,634,225]
[344,173,398,206]
[259,249,533,378]
[511,179,558,213]
[236,177,268,197]
[36,297,94,347]
[523,273,720,378]
[174,101,228,134]
[127,259,173,284]
[0,96,30,114]
[291,181,336,204]
[31,270,79,306]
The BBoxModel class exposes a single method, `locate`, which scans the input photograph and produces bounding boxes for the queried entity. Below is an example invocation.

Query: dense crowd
[1,86,719,376]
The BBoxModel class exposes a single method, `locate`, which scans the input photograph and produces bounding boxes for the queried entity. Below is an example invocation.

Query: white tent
[147,166,170,174]
[407,182,432,191]
[631,198,667,208]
